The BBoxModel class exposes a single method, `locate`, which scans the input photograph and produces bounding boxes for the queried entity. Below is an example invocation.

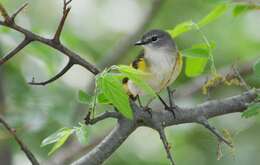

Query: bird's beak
[134,40,145,46]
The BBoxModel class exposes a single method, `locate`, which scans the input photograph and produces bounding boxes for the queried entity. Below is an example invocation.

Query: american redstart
[123,29,183,117]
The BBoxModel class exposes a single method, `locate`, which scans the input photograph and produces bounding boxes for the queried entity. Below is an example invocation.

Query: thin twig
[196,116,233,148]
[157,127,175,165]
[10,2,29,21]
[232,65,251,90]
[85,111,121,125]
[29,59,74,85]
[0,38,32,65]
[0,115,40,165]
[53,0,72,43]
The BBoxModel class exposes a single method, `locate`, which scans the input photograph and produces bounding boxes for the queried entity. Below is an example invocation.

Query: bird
[122,29,183,117]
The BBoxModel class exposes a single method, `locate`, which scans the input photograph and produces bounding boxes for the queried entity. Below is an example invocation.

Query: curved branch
[72,119,136,165]
[28,59,74,86]
[0,115,39,165]
[85,111,121,125]
[72,90,258,165]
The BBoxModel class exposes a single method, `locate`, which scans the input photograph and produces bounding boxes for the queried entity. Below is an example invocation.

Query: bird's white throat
[144,47,176,74]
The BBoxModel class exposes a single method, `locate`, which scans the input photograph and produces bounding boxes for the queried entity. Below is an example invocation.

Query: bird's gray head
[135,29,176,50]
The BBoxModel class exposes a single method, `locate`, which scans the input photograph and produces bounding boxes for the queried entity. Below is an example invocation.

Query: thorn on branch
[196,116,233,148]
[156,127,176,165]
[28,59,74,86]
[53,0,73,43]
[10,2,29,22]
[0,38,32,66]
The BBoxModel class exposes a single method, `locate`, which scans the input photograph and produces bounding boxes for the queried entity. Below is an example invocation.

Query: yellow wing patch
[137,58,147,72]
[131,57,148,72]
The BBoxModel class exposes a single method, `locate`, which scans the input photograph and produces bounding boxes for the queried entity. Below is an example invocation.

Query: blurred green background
[0,0,260,165]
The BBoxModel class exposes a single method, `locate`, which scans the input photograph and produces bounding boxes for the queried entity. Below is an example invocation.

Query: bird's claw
[143,106,153,118]
[165,105,180,119]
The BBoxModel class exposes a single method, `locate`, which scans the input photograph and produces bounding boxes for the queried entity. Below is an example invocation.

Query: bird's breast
[144,49,178,92]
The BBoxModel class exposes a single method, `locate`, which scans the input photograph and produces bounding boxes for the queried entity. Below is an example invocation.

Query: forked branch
[0,0,100,86]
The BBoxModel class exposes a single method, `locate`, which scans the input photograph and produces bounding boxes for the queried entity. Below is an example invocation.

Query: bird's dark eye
[151,36,158,42]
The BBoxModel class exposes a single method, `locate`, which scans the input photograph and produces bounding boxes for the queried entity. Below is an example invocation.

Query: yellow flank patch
[123,81,131,96]
[137,58,147,71]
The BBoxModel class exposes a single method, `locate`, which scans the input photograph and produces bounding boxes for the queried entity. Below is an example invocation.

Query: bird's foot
[164,104,180,119]
[143,106,153,118]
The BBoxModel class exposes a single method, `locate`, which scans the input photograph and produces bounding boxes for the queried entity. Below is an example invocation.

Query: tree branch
[0,38,32,65]
[0,115,39,165]
[196,116,233,147]
[85,111,121,125]
[72,89,258,165]
[156,127,175,165]
[28,58,74,85]
[48,0,164,162]
[72,119,136,165]
[53,0,72,43]
[10,2,28,22]
[0,1,100,81]
[0,3,11,23]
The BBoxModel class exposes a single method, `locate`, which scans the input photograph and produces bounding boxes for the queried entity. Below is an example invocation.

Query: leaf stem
[194,23,217,75]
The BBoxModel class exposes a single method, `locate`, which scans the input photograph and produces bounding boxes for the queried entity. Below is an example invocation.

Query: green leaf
[75,123,88,145]
[41,128,74,155]
[185,56,208,77]
[233,3,260,17]
[181,48,209,58]
[78,90,93,104]
[168,20,195,38]
[117,65,157,97]
[198,3,228,28]
[41,128,72,147]
[181,43,213,59]
[242,103,260,118]
[99,74,133,119]
[253,59,260,76]
[233,4,250,17]
[97,92,111,104]
[48,129,74,155]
